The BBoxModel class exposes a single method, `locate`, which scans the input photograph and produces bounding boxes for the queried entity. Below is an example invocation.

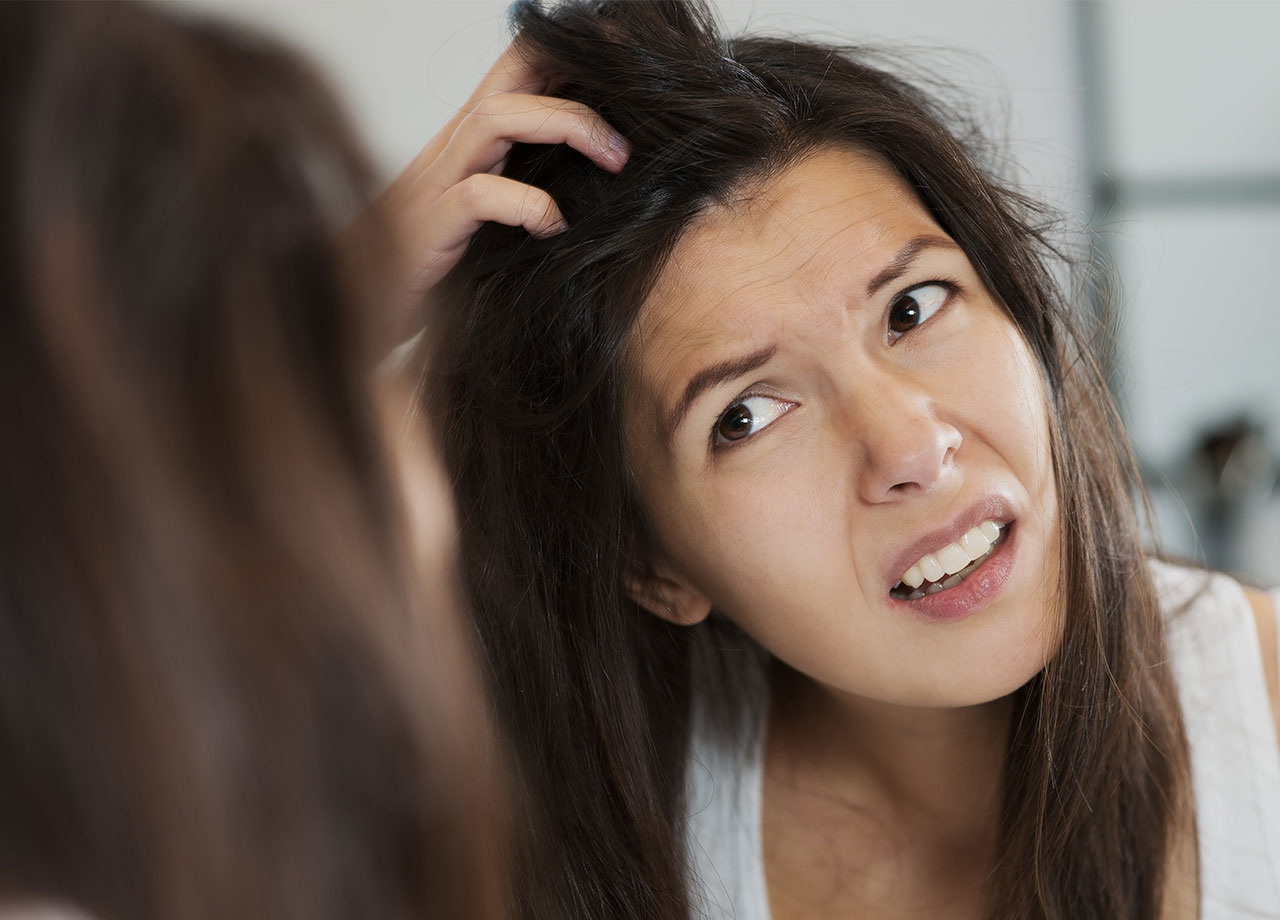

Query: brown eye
[717,404,754,442]
[712,395,794,447]
[887,282,950,339]
[888,299,920,334]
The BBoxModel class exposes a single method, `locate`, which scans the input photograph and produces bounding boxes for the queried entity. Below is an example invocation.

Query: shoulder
[1243,584,1280,744]
[1147,561,1280,918]
[1149,559,1280,746]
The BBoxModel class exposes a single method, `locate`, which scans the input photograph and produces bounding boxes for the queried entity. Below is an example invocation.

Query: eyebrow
[664,344,777,443]
[864,235,961,298]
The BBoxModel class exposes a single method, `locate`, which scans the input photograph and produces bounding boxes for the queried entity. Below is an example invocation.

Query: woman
[0,3,626,917]
[425,1,1280,918]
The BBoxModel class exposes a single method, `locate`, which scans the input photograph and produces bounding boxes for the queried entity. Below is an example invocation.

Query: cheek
[644,455,858,629]
[984,327,1063,614]
[979,325,1057,493]
[646,477,789,579]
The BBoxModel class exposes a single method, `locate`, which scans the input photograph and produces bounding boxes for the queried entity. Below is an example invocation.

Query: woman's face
[623,148,1060,708]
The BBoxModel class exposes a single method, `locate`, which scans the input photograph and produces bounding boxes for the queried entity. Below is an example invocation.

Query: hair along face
[429,2,1190,918]
[0,4,499,919]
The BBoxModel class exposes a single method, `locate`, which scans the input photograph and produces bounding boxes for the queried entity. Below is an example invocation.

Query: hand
[373,43,629,323]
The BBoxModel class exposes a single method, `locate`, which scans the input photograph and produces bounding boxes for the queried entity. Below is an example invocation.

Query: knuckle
[548,97,589,117]
[457,173,492,207]
[521,187,554,223]
[574,115,610,151]
[563,117,603,153]
[516,184,540,214]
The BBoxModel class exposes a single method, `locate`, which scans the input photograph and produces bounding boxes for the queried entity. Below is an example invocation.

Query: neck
[767,662,1012,846]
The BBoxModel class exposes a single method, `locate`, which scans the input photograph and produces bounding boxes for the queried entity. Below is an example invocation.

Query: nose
[848,369,962,504]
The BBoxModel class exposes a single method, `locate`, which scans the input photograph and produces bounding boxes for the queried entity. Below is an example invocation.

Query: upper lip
[883,495,1016,592]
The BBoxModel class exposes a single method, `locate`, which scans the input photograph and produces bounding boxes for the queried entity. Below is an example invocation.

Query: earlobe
[624,565,712,626]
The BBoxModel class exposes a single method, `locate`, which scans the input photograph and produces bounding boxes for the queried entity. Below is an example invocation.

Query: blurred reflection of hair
[0,4,500,920]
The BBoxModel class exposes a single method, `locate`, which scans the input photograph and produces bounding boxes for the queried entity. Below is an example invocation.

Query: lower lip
[887,522,1018,623]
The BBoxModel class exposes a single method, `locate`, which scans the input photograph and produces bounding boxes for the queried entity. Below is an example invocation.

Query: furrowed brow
[865,235,960,298]
[663,344,777,443]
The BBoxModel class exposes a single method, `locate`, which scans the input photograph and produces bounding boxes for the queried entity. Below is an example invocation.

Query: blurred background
[170,0,1280,585]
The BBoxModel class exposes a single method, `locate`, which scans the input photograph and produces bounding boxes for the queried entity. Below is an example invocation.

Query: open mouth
[889,520,1009,601]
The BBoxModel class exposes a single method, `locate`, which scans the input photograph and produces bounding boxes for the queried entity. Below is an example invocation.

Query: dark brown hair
[430,2,1190,917]
[0,4,498,919]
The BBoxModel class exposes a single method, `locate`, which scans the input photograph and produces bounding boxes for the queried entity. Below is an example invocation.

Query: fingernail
[606,131,631,168]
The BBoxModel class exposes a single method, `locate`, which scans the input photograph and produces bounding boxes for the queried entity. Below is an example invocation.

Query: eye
[887,282,951,341]
[714,395,793,446]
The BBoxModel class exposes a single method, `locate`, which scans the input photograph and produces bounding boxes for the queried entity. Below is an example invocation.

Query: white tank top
[684,561,1280,919]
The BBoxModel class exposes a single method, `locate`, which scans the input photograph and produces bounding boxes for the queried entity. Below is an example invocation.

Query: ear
[624,561,712,626]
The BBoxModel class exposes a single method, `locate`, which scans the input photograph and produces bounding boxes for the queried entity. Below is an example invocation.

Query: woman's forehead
[630,149,948,365]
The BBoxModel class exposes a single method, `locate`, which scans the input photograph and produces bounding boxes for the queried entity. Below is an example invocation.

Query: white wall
[1094,0,1280,578]
[1097,1,1280,465]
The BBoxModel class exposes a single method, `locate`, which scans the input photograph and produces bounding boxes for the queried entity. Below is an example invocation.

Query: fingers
[402,173,566,294]
[442,172,565,239]
[433,92,629,191]
[377,42,628,314]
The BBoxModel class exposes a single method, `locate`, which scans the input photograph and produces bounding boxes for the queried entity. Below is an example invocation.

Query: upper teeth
[900,520,1002,589]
